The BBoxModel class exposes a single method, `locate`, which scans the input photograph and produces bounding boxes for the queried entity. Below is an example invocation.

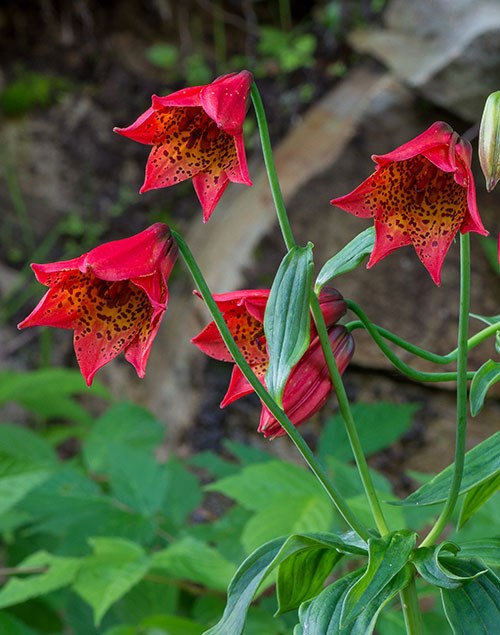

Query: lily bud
[479,91,500,192]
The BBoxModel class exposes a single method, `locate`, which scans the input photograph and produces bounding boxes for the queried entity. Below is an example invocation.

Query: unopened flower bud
[479,91,500,192]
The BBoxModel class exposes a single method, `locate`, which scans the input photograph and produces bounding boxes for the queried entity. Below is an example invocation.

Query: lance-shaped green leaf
[315,227,375,292]
[458,472,500,529]
[264,244,314,405]
[441,560,500,634]
[276,532,368,614]
[295,565,411,635]
[390,433,500,506]
[470,313,500,327]
[470,360,500,416]
[340,530,416,626]
[204,532,367,635]
[413,543,467,589]
[457,538,500,568]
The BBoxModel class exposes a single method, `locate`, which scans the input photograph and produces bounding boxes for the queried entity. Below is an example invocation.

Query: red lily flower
[330,122,488,285]
[18,224,177,386]
[114,71,253,222]
[192,287,354,438]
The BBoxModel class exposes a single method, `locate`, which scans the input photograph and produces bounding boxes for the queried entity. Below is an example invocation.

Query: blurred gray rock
[349,0,500,121]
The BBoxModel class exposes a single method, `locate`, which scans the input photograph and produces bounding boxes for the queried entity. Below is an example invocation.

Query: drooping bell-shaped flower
[191,287,353,438]
[18,223,177,386]
[258,326,354,439]
[479,91,500,192]
[331,122,488,285]
[114,71,253,222]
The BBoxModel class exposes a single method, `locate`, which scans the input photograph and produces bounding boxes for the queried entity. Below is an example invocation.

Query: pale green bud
[479,91,500,192]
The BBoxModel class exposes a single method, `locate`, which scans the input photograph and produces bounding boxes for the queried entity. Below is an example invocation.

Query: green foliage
[0,71,70,116]
[469,359,500,416]
[392,432,500,506]
[256,27,317,75]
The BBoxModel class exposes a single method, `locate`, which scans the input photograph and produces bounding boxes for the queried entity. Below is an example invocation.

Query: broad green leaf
[152,537,234,591]
[315,226,375,291]
[206,460,329,511]
[458,473,500,528]
[0,461,53,516]
[188,451,240,479]
[470,360,500,416]
[241,496,334,554]
[264,243,314,404]
[296,566,411,635]
[83,402,164,473]
[341,531,416,625]
[72,538,150,625]
[163,457,203,528]
[392,432,500,506]
[18,467,156,549]
[0,611,37,635]
[204,537,287,635]
[0,551,81,609]
[0,423,57,464]
[0,369,109,424]
[114,577,178,622]
[319,402,418,463]
[0,424,58,514]
[456,538,500,567]
[413,543,464,589]
[223,439,273,466]
[441,561,500,634]
[106,444,167,516]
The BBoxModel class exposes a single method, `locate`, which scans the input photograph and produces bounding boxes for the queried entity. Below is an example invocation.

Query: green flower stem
[309,292,390,536]
[400,573,424,635]
[172,230,370,541]
[421,234,471,547]
[250,82,296,251]
[346,320,500,364]
[346,300,475,383]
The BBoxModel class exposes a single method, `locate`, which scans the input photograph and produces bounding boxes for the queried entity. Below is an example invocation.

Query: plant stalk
[172,230,370,541]
[400,574,424,635]
[421,233,471,547]
[309,292,390,536]
[250,83,296,251]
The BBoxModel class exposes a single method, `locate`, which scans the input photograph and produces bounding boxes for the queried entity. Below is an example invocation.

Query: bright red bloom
[192,287,354,439]
[114,71,253,222]
[18,223,177,386]
[330,122,488,285]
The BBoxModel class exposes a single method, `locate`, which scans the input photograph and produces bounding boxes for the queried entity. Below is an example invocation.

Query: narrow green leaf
[315,226,375,291]
[0,551,81,609]
[264,243,314,404]
[470,313,500,327]
[341,530,416,625]
[204,531,365,635]
[296,566,411,635]
[470,360,500,416]
[441,561,500,634]
[457,538,500,567]
[458,473,500,528]
[413,543,465,589]
[203,537,287,635]
[391,433,500,506]
[152,537,235,591]
[72,538,150,626]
